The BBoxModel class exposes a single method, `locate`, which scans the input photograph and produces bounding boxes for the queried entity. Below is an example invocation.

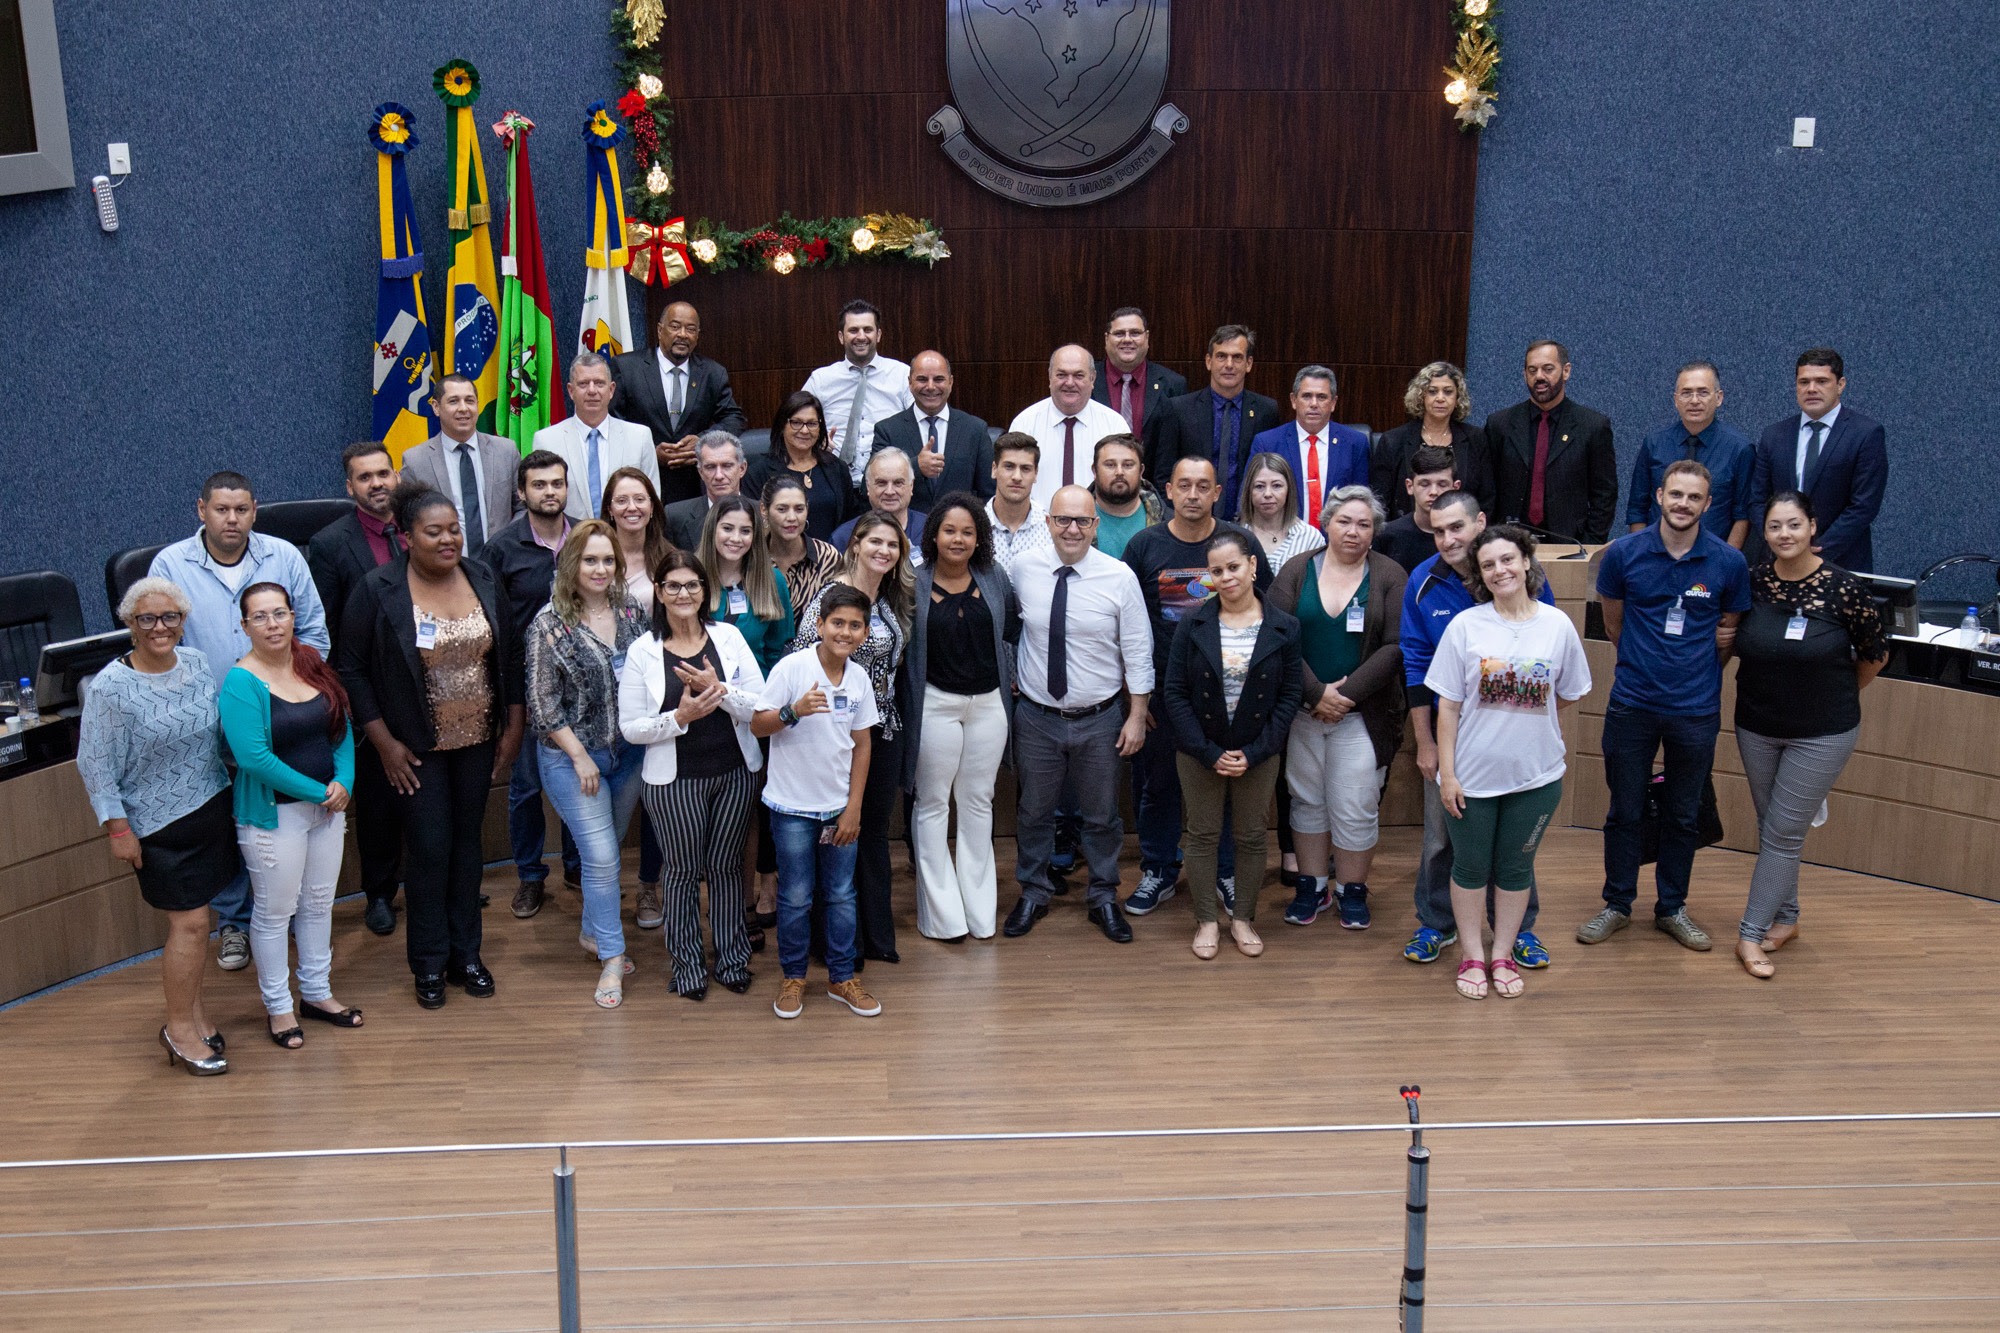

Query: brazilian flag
[367,103,436,465]
[435,60,503,433]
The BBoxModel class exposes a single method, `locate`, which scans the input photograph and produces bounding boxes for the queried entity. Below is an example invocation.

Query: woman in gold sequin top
[336,481,524,1011]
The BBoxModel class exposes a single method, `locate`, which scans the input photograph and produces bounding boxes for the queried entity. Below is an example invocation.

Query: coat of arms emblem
[930,0,1187,207]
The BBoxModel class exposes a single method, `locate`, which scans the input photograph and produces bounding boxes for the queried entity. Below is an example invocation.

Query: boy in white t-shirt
[753,585,882,1020]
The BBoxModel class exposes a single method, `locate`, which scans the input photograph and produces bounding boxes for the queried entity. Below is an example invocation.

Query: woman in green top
[1263,487,1409,931]
[219,582,361,1049]
[698,497,794,672]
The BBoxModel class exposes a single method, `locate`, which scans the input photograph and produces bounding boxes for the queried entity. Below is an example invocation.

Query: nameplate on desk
[0,735,23,768]
[1969,654,2000,684]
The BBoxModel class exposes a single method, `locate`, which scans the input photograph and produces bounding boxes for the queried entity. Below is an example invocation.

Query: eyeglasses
[245,609,293,626]
[659,580,704,597]
[131,612,185,630]
[1049,514,1094,529]
[1675,389,1716,402]
[786,418,820,431]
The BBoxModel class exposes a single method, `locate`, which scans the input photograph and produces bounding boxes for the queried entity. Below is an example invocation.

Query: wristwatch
[778,704,799,727]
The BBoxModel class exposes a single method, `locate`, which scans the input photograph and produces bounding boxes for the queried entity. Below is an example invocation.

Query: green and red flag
[492,110,563,453]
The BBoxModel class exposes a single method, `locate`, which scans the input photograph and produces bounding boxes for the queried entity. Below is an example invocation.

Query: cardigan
[898,560,1021,792]
[1162,597,1303,769]
[218,667,356,830]
[525,600,650,752]
[1264,548,1408,768]
[714,566,795,672]
[617,620,766,784]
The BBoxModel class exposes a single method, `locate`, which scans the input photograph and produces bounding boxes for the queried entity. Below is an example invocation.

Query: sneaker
[1123,870,1176,916]
[635,883,664,930]
[1655,909,1713,951]
[511,882,545,919]
[1216,876,1237,917]
[774,978,806,1019]
[1403,927,1457,963]
[1576,907,1631,944]
[1336,882,1371,930]
[216,926,250,971]
[826,978,882,1017]
[1283,877,1323,926]
[1512,930,1550,969]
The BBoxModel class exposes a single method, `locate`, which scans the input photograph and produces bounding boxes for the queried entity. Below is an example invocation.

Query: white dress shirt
[914,403,950,455]
[436,431,478,533]
[985,497,1051,574]
[1794,402,1842,486]
[1008,397,1129,509]
[656,348,691,431]
[1294,421,1332,517]
[1011,545,1155,709]
[803,355,914,482]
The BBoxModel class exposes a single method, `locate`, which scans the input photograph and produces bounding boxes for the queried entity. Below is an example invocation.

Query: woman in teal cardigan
[698,497,795,672]
[219,583,362,1049]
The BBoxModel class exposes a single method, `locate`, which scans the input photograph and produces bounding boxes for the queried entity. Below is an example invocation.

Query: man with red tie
[1249,365,1371,527]
[1484,340,1618,545]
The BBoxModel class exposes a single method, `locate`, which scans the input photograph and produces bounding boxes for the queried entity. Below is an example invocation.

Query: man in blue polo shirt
[1624,361,1754,548]
[1580,458,1750,950]
[1393,490,1557,966]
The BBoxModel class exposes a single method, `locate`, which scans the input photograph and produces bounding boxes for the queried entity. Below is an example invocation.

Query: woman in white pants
[901,494,1020,941]
[217,582,360,1048]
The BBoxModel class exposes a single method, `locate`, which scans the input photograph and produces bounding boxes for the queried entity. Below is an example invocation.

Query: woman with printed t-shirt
[1426,526,1591,1000]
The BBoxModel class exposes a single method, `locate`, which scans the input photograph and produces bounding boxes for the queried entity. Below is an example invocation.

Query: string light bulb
[692,237,718,264]
[771,249,797,275]
[637,73,663,99]
[1463,0,1489,15]
[645,161,670,194]
[1444,79,1469,105]
[850,226,876,253]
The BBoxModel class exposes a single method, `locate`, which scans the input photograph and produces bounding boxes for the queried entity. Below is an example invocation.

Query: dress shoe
[511,882,545,918]
[862,947,900,964]
[719,973,753,994]
[1090,902,1133,943]
[364,898,397,935]
[677,985,708,1002]
[1002,897,1048,938]
[445,961,496,997]
[414,973,448,1009]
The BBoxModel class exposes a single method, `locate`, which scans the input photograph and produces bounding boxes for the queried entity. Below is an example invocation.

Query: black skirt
[134,789,242,912]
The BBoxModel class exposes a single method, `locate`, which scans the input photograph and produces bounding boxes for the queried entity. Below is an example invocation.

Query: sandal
[268,1023,304,1049]
[1488,957,1524,998]
[593,956,627,1009]
[1455,959,1488,1000]
[1737,940,1775,979]
[300,1004,364,1028]
[1229,920,1264,958]
[1191,922,1220,960]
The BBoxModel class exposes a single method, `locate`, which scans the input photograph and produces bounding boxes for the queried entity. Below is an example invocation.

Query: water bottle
[16,677,37,727]
[1964,607,1984,650]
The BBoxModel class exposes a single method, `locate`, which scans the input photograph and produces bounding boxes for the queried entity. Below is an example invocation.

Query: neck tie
[1528,411,1551,527]
[840,363,870,467]
[1305,434,1321,527]
[1118,374,1137,430]
[925,415,940,456]
[669,367,685,433]
[1684,434,1702,460]
[1802,420,1825,489]
[1047,564,1074,701]
[586,427,604,518]
[383,522,403,557]
[1062,416,1078,487]
[456,441,485,555]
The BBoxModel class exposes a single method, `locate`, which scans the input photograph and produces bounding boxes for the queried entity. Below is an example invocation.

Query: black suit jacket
[306,509,396,652]
[1482,398,1619,544]
[872,406,994,510]
[1149,386,1282,499]
[662,494,725,553]
[1091,358,1187,452]
[1371,420,1494,520]
[1748,407,1888,572]
[335,555,520,755]
[608,349,749,504]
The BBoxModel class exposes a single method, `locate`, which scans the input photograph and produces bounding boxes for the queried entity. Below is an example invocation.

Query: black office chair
[104,545,168,616]
[0,570,86,684]
[256,498,353,550]
[739,427,771,462]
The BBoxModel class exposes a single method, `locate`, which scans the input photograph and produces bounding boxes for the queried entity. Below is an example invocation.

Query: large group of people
[75,298,1895,1068]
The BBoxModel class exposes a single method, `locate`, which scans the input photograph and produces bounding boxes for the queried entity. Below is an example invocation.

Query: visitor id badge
[830,689,851,726]
[727,587,749,616]
[1664,599,1686,637]
[414,618,438,650]
[1785,615,1808,641]
[1346,603,1366,633]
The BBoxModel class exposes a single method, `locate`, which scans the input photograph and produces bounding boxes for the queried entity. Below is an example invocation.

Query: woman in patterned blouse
[1237,452,1327,572]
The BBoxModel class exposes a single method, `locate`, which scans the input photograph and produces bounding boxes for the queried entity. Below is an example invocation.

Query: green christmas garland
[1444,0,1500,130]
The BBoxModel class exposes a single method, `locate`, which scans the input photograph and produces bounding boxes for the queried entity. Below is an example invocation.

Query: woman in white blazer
[619,549,766,1000]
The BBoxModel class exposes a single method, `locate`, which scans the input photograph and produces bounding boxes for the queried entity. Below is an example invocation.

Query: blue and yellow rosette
[369,102,418,157]
[582,100,629,270]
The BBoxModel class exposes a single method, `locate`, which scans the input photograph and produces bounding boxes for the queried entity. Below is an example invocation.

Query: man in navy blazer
[870,350,993,510]
[1149,324,1281,516]
[1248,365,1371,524]
[1748,347,1888,572]
[1090,305,1187,450]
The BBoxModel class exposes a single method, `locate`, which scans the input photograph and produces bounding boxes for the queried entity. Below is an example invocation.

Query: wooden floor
[3,827,1999,1331]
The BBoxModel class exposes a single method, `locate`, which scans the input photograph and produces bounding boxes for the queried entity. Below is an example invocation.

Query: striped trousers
[642,767,756,994]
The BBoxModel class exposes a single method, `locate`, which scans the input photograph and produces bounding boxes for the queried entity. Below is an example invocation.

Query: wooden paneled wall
[649,1,1479,442]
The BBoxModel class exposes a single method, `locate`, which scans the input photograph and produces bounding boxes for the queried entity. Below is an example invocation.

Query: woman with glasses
[79,578,239,1074]
[620,549,766,1000]
[601,465,672,928]
[218,582,360,1049]
[748,390,861,543]
[1371,361,1491,521]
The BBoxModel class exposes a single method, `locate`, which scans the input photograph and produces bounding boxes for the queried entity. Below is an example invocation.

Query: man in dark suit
[307,441,407,937]
[1148,324,1281,517]
[660,430,750,551]
[609,300,748,505]
[1748,347,1888,572]
[1090,305,1186,449]
[871,350,992,510]
[1484,339,1619,544]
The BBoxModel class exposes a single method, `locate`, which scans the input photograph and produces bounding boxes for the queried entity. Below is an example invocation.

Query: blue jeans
[537,741,644,958]
[510,746,582,883]
[1600,703,1720,917]
[210,865,252,933]
[1132,697,1234,879]
[771,809,859,983]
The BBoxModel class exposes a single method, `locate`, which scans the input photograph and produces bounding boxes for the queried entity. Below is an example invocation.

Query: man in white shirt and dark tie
[532,352,660,522]
[1009,344,1129,510]
[1003,485,1154,944]
[802,299,913,485]
[397,374,519,557]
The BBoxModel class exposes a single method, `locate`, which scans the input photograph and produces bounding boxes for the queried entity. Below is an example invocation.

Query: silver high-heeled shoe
[159,1026,228,1076]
